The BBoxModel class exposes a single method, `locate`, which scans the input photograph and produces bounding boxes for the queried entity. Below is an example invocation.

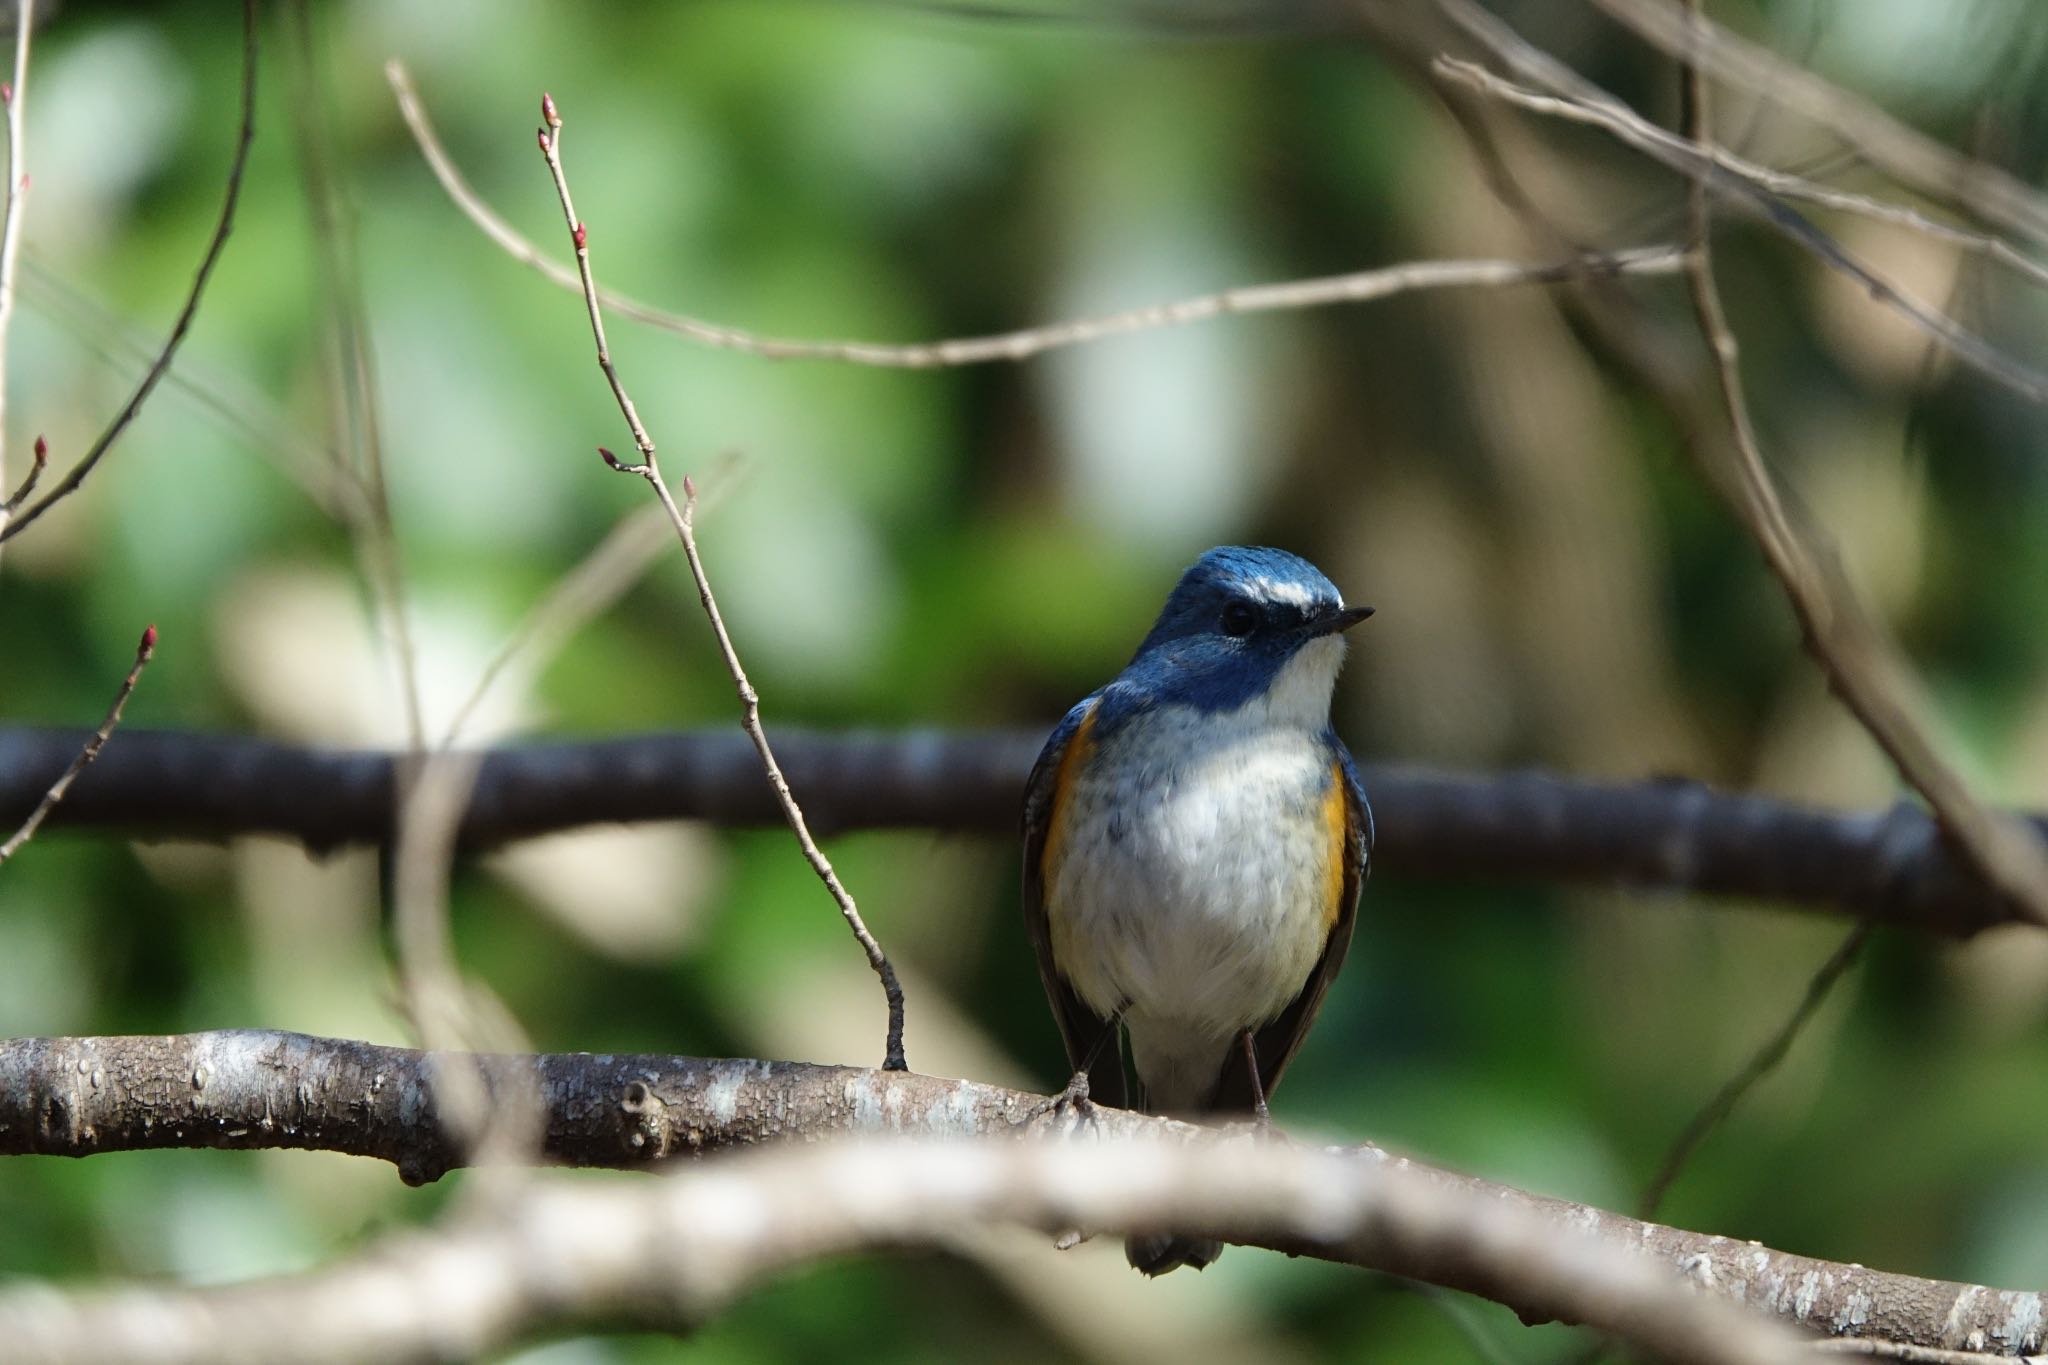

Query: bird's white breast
[1045,673,1344,1107]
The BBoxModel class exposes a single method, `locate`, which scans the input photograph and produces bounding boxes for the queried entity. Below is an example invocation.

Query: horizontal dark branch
[0,1029,2037,1358]
[3,726,2035,935]
[0,725,2031,933]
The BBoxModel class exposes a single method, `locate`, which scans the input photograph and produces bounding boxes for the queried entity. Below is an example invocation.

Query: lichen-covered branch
[7,1029,2042,1360]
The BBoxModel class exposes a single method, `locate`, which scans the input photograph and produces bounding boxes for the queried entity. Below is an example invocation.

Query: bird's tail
[1125,1232,1223,1276]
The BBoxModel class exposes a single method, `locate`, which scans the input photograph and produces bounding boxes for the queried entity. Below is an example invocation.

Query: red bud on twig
[598,446,623,470]
[573,222,587,251]
[536,127,549,153]
[541,92,560,128]
[139,624,158,657]
[31,434,46,469]
[1,82,12,105]
[682,474,698,501]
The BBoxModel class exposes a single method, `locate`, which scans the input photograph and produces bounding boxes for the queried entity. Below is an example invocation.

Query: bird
[1021,544,1373,1276]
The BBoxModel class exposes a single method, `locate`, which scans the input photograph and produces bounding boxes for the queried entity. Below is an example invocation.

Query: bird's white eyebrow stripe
[1246,576,1315,608]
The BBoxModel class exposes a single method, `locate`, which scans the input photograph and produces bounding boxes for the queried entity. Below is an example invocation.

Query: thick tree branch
[0,1029,2038,1360]
[0,725,2034,934]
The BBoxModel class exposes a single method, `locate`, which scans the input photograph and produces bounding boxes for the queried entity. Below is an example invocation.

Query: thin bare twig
[440,456,742,749]
[289,0,422,752]
[20,255,372,524]
[1427,44,2048,404]
[535,93,908,1071]
[1586,0,2048,252]
[1440,58,2048,293]
[0,625,156,867]
[385,61,1683,368]
[1637,921,1871,1219]
[0,0,258,545]
[1659,0,2048,927]
[0,0,33,545]
[441,502,671,747]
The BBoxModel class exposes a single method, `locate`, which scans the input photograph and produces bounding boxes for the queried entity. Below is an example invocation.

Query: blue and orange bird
[1021,545,1373,1276]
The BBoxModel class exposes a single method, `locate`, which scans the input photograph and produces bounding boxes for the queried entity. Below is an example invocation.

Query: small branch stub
[4,433,46,510]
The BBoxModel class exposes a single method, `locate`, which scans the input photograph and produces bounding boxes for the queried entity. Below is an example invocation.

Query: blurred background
[4,0,2048,1359]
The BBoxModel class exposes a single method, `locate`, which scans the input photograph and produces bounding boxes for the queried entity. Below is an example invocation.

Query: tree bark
[2,1029,2040,1357]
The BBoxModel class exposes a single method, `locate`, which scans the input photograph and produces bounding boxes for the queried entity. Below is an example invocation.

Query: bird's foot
[1023,1069,1099,1130]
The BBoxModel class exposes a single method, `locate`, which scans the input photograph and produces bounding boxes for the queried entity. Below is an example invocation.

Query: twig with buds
[535,91,909,1071]
[0,0,257,546]
[2,432,46,511]
[0,625,157,867]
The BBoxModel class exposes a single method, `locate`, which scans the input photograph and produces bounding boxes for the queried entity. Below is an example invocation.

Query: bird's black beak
[1308,604,1375,637]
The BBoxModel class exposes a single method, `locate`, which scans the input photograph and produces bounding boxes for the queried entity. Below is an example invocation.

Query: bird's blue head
[1104,546,1372,726]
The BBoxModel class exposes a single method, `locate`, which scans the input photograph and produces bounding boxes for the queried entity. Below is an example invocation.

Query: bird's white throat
[1243,634,1347,729]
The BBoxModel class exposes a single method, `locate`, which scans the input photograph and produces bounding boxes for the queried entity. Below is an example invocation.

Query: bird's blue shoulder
[1327,731,1373,862]
[1022,693,1101,833]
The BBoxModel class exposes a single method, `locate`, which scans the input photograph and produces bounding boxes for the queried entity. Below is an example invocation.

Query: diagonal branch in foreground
[533,95,907,1071]
[2,725,2039,935]
[0,1029,2037,1361]
[0,1135,1804,1365]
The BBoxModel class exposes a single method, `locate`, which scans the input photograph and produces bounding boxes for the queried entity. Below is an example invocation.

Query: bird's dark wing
[1207,738,1369,1114]
[1020,695,1128,1109]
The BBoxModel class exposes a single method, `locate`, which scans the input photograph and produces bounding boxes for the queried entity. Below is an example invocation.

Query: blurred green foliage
[4,0,2048,1360]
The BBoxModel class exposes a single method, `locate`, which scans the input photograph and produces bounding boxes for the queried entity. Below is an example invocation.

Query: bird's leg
[1239,1029,1273,1134]
[1027,1009,1123,1126]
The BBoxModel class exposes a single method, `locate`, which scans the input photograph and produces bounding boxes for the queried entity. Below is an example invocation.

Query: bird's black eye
[1219,601,1259,638]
